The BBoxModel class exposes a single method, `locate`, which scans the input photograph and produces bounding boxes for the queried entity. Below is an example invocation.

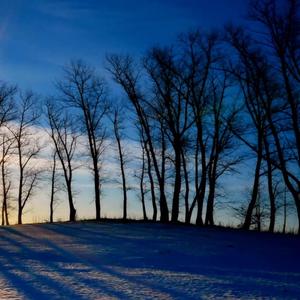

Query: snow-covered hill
[0,222,299,299]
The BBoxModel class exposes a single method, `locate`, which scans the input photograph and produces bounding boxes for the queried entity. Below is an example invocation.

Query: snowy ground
[0,222,299,299]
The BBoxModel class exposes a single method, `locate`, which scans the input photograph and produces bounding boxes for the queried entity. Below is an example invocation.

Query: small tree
[9,92,42,224]
[204,74,241,226]
[111,106,129,220]
[233,187,269,231]
[45,100,79,222]
[135,138,148,221]
[49,149,63,223]
[0,83,17,224]
[107,54,169,222]
[57,60,108,221]
[0,133,14,225]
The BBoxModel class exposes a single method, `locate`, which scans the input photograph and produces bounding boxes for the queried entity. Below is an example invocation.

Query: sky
[0,0,249,94]
[3,0,294,228]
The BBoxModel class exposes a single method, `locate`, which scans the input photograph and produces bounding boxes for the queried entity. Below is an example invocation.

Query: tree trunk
[264,137,276,232]
[181,149,190,223]
[4,200,9,226]
[205,147,218,226]
[50,152,56,223]
[66,181,76,222]
[140,149,148,221]
[17,167,23,225]
[171,144,182,222]
[145,143,157,221]
[243,138,263,230]
[1,159,9,226]
[93,161,101,221]
[295,192,300,234]
[121,162,127,221]
[115,133,127,220]
[143,123,168,222]
[18,208,22,225]
[50,200,54,223]
[283,189,287,234]
[205,178,216,226]
[1,204,4,226]
[195,129,206,226]
[141,114,168,222]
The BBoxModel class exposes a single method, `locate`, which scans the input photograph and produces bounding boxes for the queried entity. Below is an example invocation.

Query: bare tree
[233,187,269,231]
[263,135,277,232]
[111,106,129,220]
[204,75,241,226]
[138,123,158,221]
[45,100,79,222]
[181,142,191,223]
[226,0,300,232]
[107,55,169,222]
[226,26,278,231]
[49,149,62,223]
[0,133,13,225]
[181,31,219,225]
[144,47,194,222]
[136,136,148,221]
[279,187,296,234]
[0,83,16,225]
[9,92,42,224]
[57,60,108,221]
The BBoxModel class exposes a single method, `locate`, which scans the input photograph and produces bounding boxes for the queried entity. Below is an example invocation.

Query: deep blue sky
[0,0,248,93]
[1,1,298,229]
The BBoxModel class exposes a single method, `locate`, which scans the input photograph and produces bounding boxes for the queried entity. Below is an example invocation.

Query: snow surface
[0,222,299,299]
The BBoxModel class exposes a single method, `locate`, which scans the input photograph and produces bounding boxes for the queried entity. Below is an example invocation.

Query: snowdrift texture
[0,222,299,299]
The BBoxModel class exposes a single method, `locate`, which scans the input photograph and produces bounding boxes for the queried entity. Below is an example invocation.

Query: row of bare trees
[0,0,298,232]
[226,0,300,232]
[106,39,241,226]
[106,0,299,232]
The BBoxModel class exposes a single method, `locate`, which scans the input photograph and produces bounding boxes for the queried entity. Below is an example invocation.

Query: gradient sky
[5,0,292,227]
[0,0,249,94]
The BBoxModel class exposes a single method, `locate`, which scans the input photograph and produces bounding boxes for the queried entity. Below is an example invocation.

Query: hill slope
[0,222,299,299]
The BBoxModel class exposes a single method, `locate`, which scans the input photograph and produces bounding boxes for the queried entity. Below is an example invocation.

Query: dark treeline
[0,0,299,233]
